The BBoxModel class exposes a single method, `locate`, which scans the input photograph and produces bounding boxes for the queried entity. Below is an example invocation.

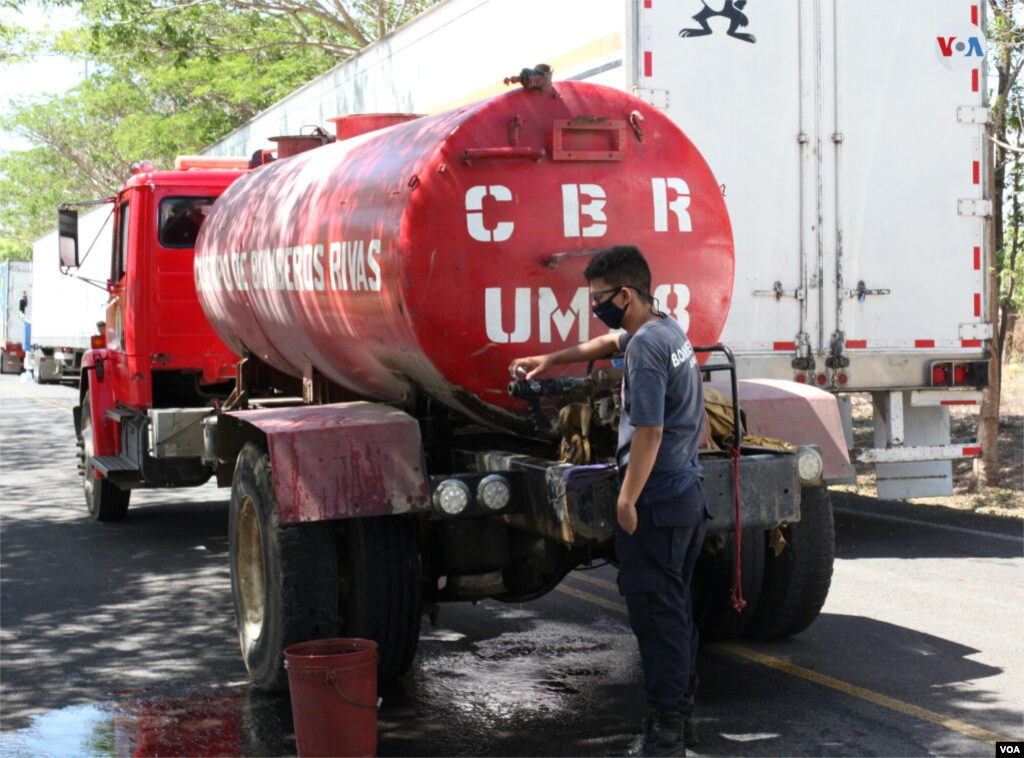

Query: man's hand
[617,496,638,535]
[509,354,554,380]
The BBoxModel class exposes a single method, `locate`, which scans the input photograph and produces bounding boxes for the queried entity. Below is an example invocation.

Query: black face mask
[592,290,628,330]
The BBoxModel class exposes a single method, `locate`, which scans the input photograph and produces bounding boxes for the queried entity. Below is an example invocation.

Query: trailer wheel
[80,391,130,522]
[31,349,53,384]
[692,528,764,642]
[230,442,340,692]
[338,515,422,681]
[744,486,835,640]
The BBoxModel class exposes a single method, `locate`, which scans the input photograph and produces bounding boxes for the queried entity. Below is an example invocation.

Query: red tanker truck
[60,71,850,692]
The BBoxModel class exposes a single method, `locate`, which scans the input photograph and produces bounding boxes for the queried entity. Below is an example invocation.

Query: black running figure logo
[679,0,756,44]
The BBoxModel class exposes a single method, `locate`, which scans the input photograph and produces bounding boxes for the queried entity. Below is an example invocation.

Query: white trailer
[0,260,32,373]
[206,0,995,498]
[29,206,112,383]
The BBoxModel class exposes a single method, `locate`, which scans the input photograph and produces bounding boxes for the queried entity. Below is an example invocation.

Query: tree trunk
[974,0,1017,487]
[975,146,1001,485]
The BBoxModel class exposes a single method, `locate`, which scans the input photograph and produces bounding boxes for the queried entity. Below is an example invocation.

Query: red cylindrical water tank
[195,81,734,432]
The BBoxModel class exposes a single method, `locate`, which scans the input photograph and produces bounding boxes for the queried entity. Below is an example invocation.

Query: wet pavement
[2,374,1022,757]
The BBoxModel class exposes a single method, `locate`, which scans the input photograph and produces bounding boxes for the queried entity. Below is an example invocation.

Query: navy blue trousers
[614,480,707,715]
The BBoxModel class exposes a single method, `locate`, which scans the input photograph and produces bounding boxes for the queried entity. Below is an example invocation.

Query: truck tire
[692,528,764,641]
[32,349,53,384]
[744,485,835,640]
[80,391,130,521]
[338,515,422,681]
[230,442,340,692]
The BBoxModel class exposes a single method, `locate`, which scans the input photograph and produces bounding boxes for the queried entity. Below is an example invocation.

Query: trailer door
[828,0,990,357]
[631,0,810,373]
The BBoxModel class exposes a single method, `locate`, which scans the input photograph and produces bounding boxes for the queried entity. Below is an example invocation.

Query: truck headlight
[477,475,511,511]
[434,479,471,515]
[796,447,824,485]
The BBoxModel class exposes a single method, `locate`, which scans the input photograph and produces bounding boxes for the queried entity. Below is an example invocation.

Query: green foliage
[0,0,435,258]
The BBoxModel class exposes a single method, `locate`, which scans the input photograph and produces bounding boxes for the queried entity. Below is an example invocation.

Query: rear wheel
[744,486,835,640]
[692,528,764,641]
[338,515,422,681]
[80,390,130,522]
[230,442,340,692]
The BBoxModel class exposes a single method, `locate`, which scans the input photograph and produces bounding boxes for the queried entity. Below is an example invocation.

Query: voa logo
[935,24,986,72]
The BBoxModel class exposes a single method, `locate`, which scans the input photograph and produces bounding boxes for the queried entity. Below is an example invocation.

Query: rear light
[836,372,849,386]
[794,373,807,384]
[928,360,989,388]
[815,373,828,386]
[90,334,106,349]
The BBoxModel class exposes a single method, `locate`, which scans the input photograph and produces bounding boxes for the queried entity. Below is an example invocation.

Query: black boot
[683,717,698,747]
[619,710,686,757]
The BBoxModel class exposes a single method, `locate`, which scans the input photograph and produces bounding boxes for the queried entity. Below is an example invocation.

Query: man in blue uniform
[510,246,707,757]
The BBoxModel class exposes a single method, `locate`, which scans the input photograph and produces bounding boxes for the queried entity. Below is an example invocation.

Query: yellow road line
[570,571,619,593]
[555,584,628,616]
[0,383,74,414]
[556,581,1013,746]
[715,642,1013,746]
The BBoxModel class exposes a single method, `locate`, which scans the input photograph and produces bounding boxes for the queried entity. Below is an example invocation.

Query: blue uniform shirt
[617,317,705,505]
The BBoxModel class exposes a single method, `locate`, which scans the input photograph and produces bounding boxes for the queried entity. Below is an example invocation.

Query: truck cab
[60,159,248,520]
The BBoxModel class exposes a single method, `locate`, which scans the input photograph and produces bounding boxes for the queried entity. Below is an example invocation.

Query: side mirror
[58,207,80,269]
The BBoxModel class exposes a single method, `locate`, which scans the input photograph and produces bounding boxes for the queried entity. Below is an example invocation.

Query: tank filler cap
[504,64,553,91]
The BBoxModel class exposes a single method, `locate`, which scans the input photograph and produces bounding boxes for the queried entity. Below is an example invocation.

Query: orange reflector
[174,155,250,170]
[90,334,106,349]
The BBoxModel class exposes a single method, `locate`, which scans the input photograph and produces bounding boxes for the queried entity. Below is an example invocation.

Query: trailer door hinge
[958,199,992,217]
[754,281,805,301]
[957,106,990,125]
[631,87,670,109]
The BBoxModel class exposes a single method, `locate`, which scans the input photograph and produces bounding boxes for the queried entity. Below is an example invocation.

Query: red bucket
[284,638,378,758]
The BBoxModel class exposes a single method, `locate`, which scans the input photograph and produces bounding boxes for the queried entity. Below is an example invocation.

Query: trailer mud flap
[224,402,431,523]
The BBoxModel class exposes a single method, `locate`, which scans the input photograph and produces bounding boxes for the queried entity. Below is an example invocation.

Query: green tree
[976,0,1023,485]
[0,0,436,260]
[60,0,435,61]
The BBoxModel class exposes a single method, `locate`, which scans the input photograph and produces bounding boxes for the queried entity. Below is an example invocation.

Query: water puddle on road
[0,685,294,758]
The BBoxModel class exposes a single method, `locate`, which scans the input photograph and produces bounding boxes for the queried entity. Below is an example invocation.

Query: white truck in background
[203,0,992,499]
[0,260,32,374]
[29,206,112,383]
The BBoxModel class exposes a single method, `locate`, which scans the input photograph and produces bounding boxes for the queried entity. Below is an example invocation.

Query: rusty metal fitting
[504,64,553,91]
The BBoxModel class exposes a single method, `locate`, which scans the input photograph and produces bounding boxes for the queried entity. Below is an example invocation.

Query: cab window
[159,197,216,248]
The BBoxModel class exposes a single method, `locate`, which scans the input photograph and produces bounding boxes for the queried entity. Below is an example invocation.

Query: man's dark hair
[583,245,653,300]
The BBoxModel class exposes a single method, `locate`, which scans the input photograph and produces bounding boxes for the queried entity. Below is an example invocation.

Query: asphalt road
[1,373,1021,757]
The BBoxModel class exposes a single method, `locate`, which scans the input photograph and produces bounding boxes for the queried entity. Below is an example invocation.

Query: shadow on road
[832,491,1023,560]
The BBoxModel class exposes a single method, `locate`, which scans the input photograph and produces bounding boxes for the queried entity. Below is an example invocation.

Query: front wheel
[80,390,130,522]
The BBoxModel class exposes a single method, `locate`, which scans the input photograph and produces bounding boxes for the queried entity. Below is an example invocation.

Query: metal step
[105,408,139,424]
[92,454,138,477]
